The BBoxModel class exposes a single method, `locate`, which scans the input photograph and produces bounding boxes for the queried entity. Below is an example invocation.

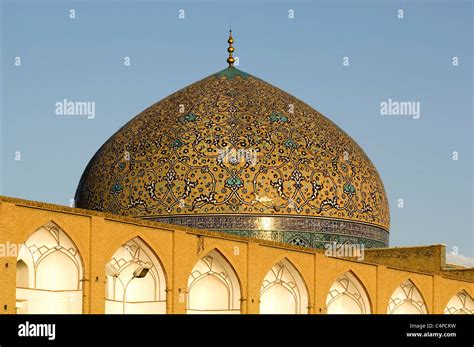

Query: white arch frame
[187,249,241,314]
[16,221,84,314]
[387,279,427,314]
[326,271,371,314]
[105,237,167,314]
[444,290,473,314]
[260,258,309,314]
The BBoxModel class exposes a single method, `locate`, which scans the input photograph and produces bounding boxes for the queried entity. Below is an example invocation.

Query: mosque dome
[75,32,390,248]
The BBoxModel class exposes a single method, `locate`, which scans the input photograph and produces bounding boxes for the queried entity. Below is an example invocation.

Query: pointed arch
[444,290,473,314]
[105,236,167,314]
[16,260,29,288]
[260,257,309,314]
[326,270,371,314]
[187,248,241,314]
[16,221,84,314]
[387,279,427,314]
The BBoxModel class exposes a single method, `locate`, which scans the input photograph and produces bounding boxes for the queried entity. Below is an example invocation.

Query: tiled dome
[75,66,389,248]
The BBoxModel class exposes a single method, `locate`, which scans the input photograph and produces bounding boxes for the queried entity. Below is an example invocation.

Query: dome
[75,36,389,248]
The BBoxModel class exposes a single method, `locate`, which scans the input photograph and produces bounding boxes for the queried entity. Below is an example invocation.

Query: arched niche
[16,221,83,314]
[387,279,427,314]
[187,249,241,314]
[326,271,371,314]
[16,260,29,288]
[260,258,309,314]
[105,237,167,314]
[444,291,473,314]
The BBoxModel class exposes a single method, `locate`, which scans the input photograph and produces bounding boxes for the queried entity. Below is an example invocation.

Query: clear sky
[1,0,472,257]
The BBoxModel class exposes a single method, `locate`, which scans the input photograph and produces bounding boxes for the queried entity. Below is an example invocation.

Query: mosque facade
[0,32,472,314]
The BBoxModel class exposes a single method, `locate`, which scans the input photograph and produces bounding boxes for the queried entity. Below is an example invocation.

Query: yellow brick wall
[364,245,445,272]
[0,196,472,314]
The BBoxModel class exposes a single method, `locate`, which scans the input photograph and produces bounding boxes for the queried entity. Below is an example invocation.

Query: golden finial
[227,30,235,67]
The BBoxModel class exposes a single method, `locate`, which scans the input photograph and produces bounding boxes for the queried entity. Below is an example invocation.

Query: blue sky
[1,0,472,257]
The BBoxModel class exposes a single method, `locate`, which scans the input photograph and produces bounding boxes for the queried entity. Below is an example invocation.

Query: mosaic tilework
[75,66,390,247]
[151,215,389,249]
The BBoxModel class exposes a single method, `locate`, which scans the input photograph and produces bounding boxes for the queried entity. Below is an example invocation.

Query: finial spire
[227,29,235,67]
